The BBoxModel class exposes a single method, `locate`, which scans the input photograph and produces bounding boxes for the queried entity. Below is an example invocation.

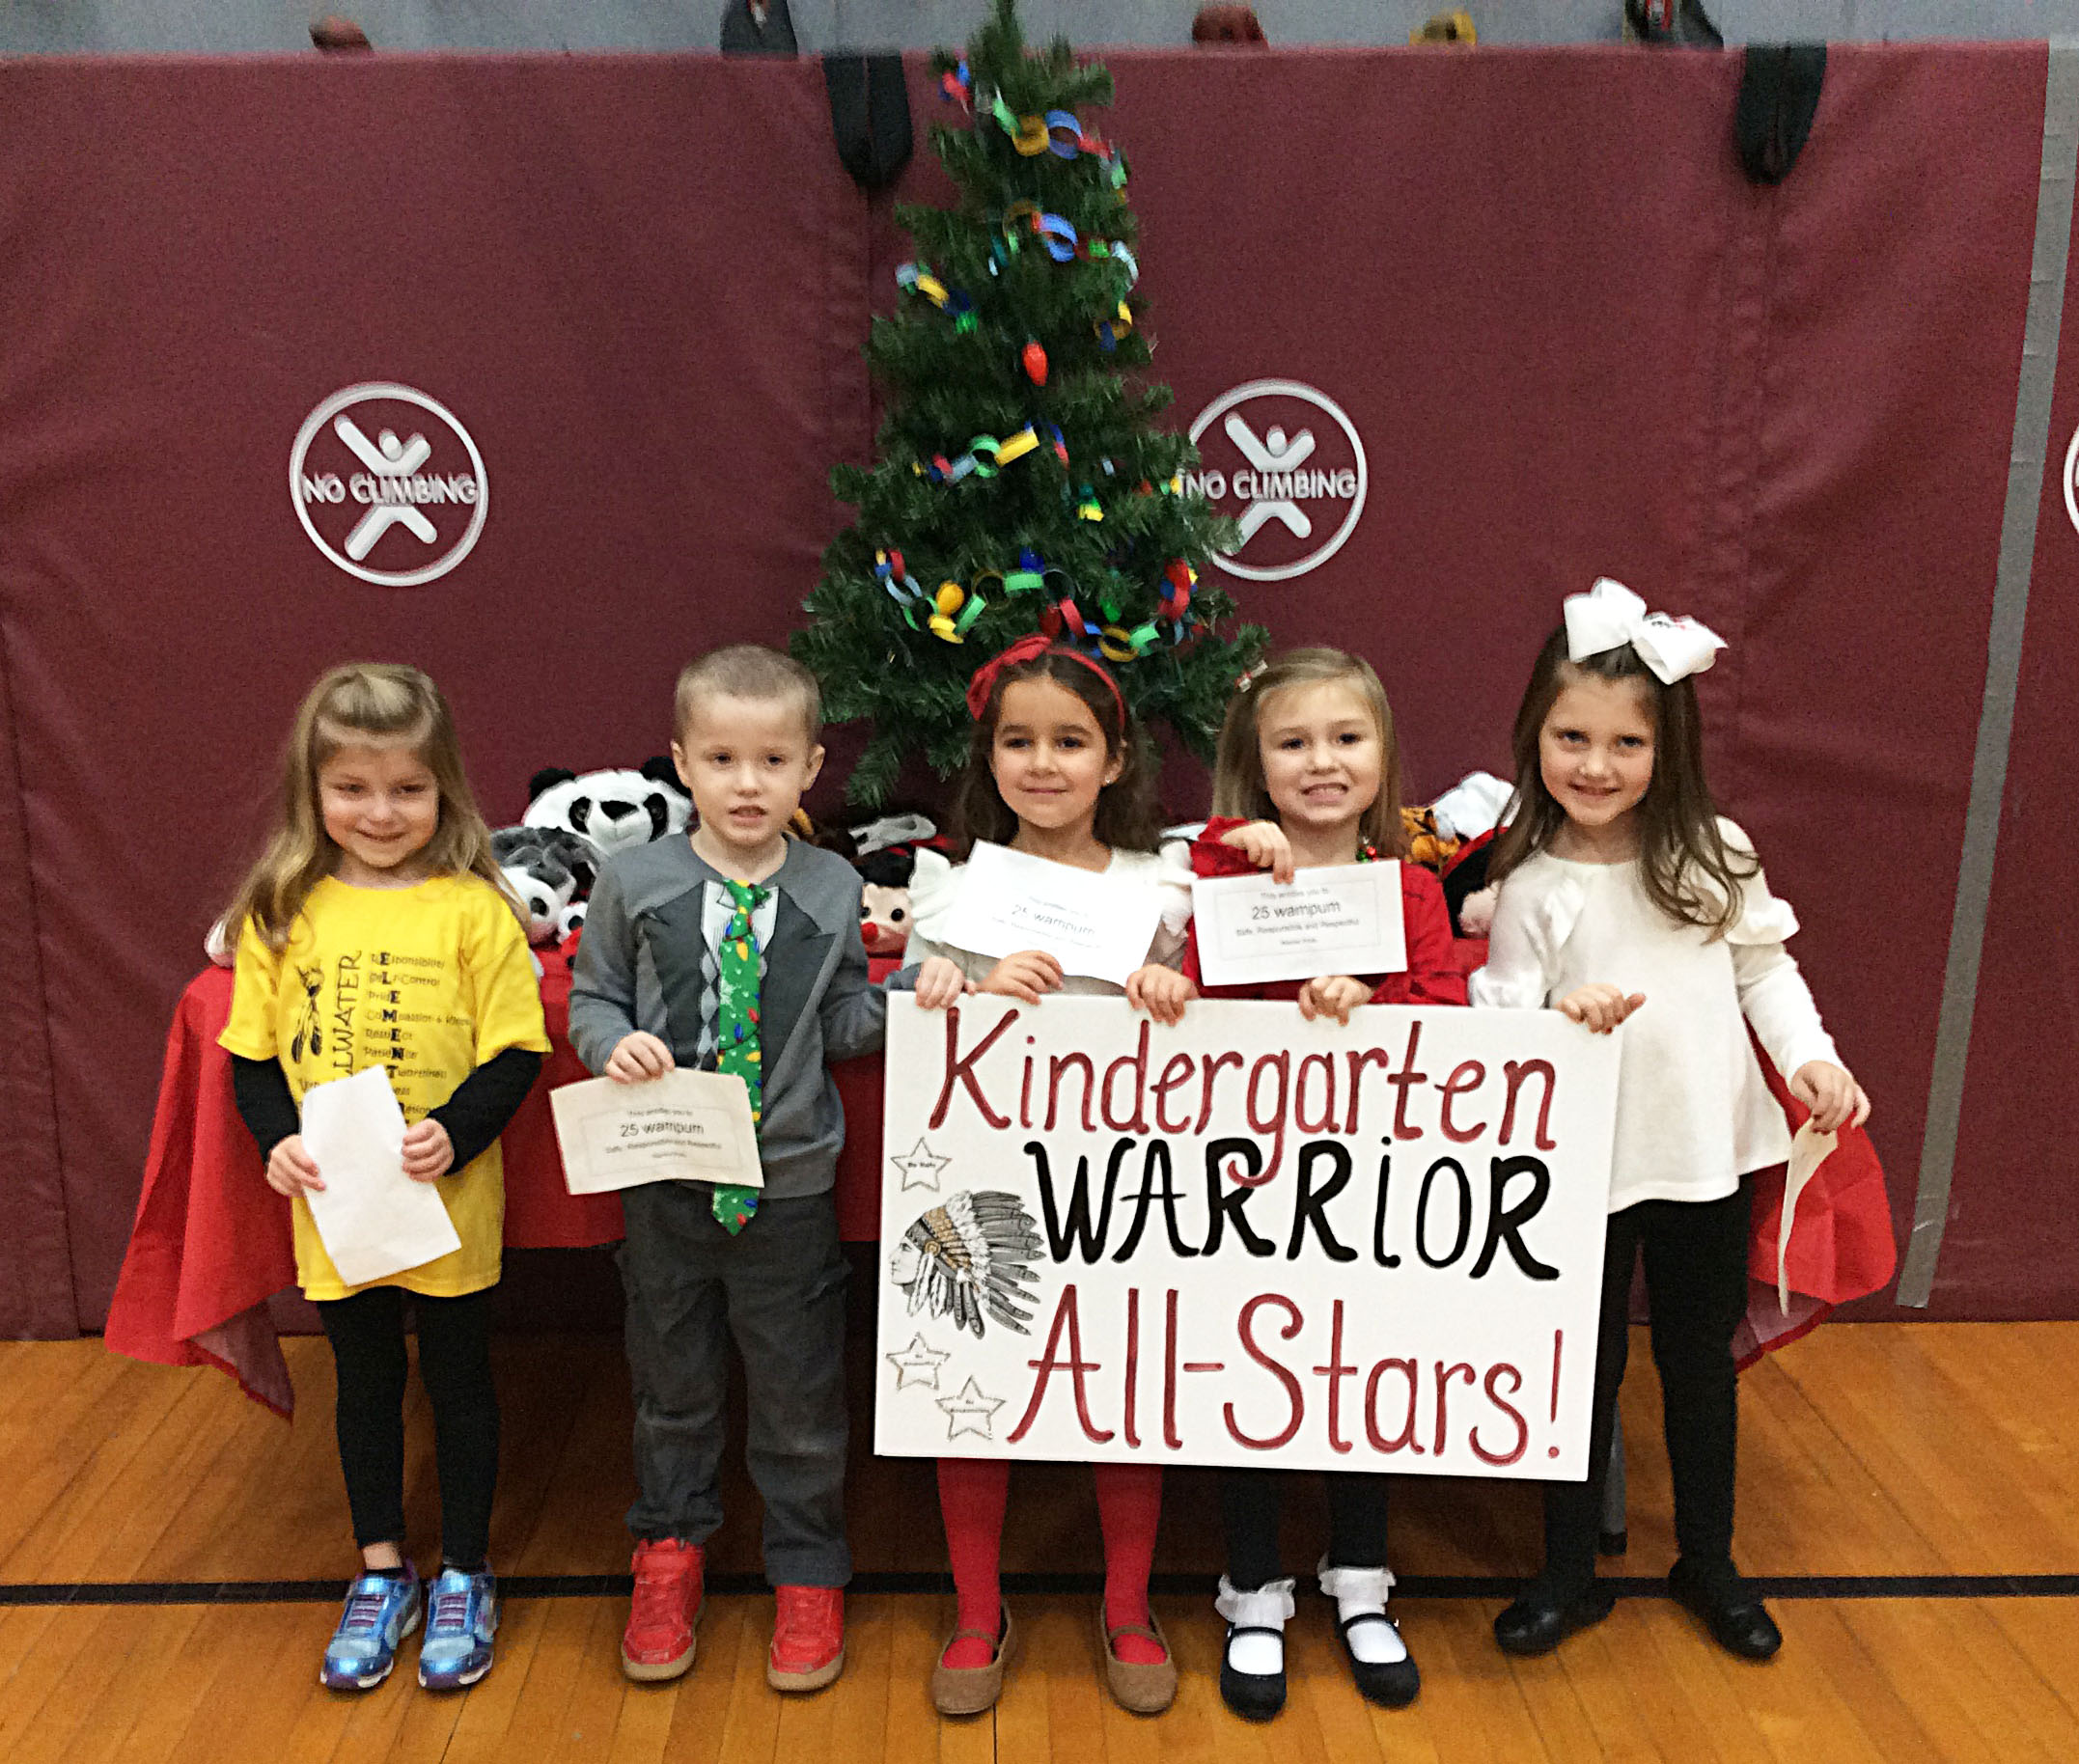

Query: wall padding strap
[1898,42,2079,1308]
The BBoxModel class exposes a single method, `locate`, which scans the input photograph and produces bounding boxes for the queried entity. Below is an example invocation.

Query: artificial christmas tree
[794,0,1263,807]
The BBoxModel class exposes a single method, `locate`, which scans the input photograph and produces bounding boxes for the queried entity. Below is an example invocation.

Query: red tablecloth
[103,951,888,1414]
[104,943,1894,1413]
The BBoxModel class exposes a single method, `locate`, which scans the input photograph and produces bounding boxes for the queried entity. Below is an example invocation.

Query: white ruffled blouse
[901,842,1196,994]
[1468,819,1841,1212]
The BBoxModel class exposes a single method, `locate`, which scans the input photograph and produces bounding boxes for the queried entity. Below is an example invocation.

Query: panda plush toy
[522,758,692,861]
[490,825,598,946]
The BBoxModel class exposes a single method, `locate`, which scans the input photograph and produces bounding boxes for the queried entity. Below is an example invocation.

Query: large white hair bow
[1563,578,1725,685]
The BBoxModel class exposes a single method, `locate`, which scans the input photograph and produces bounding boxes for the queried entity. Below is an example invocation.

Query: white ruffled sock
[1214,1576,1295,1676]
[1318,1561,1408,1665]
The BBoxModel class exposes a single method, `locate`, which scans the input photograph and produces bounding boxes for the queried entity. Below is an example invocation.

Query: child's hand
[1297,974,1372,1026]
[1558,984,1646,1034]
[1221,819,1295,884]
[605,1032,675,1083]
[913,955,972,1011]
[979,950,1064,1005]
[1791,1061,1870,1134]
[265,1134,323,1197]
[1126,964,1196,1025]
[402,1118,455,1182]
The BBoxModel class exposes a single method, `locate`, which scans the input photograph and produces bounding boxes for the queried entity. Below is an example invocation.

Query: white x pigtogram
[1224,413,1316,544]
[335,416,438,561]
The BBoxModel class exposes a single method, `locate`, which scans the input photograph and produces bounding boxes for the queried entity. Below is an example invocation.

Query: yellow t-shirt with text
[220,873,549,1301]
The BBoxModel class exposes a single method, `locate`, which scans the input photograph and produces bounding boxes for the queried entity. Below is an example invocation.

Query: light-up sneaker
[417,1565,499,1690]
[319,1566,422,1691]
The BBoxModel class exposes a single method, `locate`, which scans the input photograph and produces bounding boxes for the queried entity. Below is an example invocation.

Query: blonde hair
[1210,648,1406,859]
[674,645,822,747]
[225,663,514,951]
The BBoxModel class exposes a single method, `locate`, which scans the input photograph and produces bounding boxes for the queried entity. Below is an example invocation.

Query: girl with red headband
[900,634,1195,1716]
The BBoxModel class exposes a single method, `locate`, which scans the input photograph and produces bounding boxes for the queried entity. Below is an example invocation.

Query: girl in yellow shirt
[220,664,547,1694]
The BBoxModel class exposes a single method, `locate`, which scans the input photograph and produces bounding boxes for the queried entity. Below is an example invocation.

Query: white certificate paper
[549,1068,763,1195]
[299,1066,463,1286]
[939,841,1164,987]
[1191,860,1407,987]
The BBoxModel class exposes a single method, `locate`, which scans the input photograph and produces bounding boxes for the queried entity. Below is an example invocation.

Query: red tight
[935,1458,1165,1667]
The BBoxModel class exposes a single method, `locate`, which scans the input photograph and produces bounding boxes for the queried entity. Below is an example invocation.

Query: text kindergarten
[876,996,1619,1478]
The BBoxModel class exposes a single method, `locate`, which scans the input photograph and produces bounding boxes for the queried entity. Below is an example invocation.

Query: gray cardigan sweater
[568,836,886,1199]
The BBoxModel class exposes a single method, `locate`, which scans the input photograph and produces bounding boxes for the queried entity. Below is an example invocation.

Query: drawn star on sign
[893,1136,953,1193]
[937,1377,1006,1441]
[885,1334,953,1392]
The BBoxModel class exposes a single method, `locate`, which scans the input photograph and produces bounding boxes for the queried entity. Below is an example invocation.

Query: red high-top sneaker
[622,1538,703,1681]
[767,1585,845,1691]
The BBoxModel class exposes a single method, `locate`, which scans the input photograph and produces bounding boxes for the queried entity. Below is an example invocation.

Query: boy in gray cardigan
[568,646,884,1694]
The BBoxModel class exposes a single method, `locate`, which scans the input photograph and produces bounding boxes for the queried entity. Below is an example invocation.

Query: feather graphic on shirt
[290,966,323,1063]
[888,1191,1042,1339]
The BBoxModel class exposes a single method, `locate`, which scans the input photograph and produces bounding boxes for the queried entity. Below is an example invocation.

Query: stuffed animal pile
[493,760,692,951]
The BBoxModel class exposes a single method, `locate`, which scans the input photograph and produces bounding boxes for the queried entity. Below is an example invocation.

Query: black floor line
[4,1571,2077,1609]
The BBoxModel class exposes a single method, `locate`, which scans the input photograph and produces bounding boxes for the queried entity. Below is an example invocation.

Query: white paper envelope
[1191,860,1407,987]
[940,841,1164,986]
[549,1068,763,1195]
[300,1065,463,1286]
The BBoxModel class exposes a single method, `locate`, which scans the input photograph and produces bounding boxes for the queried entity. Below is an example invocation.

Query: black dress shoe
[1668,1560,1782,1661]
[1597,1528,1628,1557]
[1333,1612,1420,1708]
[1218,1626,1286,1720]
[1493,1581,1617,1656]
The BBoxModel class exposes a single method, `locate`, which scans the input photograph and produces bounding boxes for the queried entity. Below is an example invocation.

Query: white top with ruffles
[1468,819,1840,1212]
[902,842,1196,994]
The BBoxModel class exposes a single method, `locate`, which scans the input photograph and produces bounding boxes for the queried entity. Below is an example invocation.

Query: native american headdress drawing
[888,1190,1043,1338]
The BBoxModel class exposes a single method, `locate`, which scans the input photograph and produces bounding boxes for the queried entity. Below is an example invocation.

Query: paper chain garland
[901,60,1191,662]
[941,60,1129,186]
[1040,558,1202,661]
[988,96,1129,188]
[878,540,1201,659]
[910,421,1069,486]
[895,262,976,332]
[901,222,1136,356]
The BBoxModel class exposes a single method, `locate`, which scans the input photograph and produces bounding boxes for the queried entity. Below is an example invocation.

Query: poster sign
[876,996,1619,1478]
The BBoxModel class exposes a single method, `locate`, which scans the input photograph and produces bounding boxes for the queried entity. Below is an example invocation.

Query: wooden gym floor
[2,1316,2076,1762]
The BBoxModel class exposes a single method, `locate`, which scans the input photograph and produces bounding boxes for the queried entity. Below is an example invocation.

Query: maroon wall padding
[0,55,864,1326]
[1947,141,2079,1318]
[884,43,2047,1319]
[0,627,74,1337]
[1700,46,2046,1320]
[0,43,2064,1331]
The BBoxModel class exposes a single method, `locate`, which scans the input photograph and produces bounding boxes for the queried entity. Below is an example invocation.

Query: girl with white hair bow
[1471,579,1869,1666]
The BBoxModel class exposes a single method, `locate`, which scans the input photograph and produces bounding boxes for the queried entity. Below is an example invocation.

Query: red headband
[965,633,1127,727]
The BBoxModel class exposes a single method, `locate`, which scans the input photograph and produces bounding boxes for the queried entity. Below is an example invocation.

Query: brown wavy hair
[1210,647,1407,859]
[225,664,516,951]
[953,648,1161,855]
[1487,627,1755,935]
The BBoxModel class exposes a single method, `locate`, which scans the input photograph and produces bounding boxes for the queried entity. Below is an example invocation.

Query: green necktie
[712,878,770,1234]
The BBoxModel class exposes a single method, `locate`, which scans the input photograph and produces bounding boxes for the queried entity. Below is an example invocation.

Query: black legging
[1543,1177,1753,1590]
[318,1285,499,1566]
[1221,1469,1389,1589]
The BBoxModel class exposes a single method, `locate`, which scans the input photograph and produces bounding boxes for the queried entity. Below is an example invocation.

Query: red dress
[1180,816,1468,1007]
